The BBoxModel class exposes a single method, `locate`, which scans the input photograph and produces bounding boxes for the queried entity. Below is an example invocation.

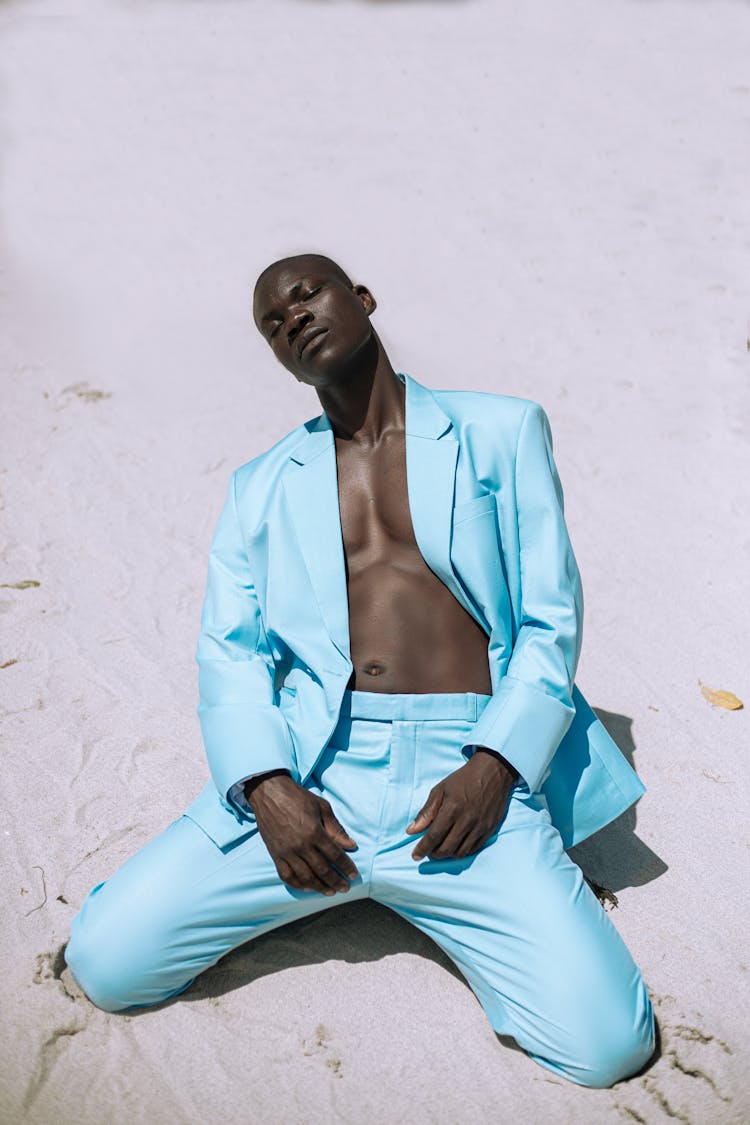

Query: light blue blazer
[186,371,645,851]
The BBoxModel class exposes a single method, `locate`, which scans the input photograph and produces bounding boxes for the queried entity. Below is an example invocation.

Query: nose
[287,306,312,348]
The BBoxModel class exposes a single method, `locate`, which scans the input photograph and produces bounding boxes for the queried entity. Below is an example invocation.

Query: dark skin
[247,253,519,897]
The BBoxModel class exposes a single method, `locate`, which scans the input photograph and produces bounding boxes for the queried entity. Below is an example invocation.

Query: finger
[426,823,470,860]
[406,788,443,834]
[317,835,360,882]
[305,850,350,895]
[310,845,353,893]
[411,809,453,860]
[288,855,336,896]
[454,831,485,859]
[276,859,307,892]
[319,802,358,850]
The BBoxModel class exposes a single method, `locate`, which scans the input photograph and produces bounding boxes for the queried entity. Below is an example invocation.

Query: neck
[317,332,404,447]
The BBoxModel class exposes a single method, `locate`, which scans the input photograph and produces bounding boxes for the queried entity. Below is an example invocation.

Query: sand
[1,1,748,1121]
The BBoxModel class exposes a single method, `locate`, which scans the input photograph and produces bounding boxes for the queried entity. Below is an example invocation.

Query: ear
[353,283,377,316]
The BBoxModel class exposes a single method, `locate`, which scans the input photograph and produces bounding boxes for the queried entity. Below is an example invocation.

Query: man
[65,253,656,1089]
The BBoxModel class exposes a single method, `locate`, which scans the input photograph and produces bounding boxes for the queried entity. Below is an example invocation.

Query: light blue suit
[187,369,644,850]
[65,371,654,1087]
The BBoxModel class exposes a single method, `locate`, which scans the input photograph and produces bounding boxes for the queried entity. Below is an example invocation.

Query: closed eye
[266,284,322,340]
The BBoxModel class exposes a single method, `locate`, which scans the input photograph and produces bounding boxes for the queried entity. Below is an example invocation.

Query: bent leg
[374,781,655,1088]
[65,814,356,1013]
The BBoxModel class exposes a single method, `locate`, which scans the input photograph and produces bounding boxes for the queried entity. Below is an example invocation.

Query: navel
[363,660,387,677]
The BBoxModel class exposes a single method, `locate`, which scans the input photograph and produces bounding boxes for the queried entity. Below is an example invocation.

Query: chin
[321,332,374,377]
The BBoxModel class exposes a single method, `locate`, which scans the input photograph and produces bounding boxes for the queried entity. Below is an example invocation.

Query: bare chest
[335,432,417,567]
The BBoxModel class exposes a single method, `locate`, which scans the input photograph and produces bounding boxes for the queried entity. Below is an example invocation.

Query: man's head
[252,253,377,385]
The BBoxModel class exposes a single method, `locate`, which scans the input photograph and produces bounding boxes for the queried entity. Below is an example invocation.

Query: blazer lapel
[282,417,352,665]
[281,371,477,665]
[401,374,478,620]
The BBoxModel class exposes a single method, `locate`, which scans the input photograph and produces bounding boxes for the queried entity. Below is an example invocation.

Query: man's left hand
[406,749,519,861]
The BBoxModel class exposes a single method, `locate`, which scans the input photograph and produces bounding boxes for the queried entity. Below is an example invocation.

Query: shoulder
[231,416,319,495]
[433,386,546,440]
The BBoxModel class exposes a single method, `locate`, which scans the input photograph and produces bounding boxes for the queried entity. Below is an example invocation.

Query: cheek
[273,343,299,374]
[331,315,372,354]
[319,293,368,336]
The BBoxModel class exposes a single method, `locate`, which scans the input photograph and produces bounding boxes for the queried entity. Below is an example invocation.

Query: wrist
[472,746,520,781]
[243,769,292,809]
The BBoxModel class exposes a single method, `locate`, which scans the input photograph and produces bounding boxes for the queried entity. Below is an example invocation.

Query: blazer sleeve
[195,470,297,812]
[461,401,584,792]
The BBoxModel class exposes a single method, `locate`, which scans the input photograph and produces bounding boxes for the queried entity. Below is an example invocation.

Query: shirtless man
[65,253,655,1089]
[245,255,516,889]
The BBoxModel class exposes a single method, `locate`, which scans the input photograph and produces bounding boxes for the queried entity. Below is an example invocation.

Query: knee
[65,902,136,1013]
[572,985,656,1089]
[577,1029,655,1089]
[65,883,180,1014]
[65,936,130,1013]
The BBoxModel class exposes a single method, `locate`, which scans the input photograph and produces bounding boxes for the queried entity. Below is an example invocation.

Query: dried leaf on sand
[698,679,743,711]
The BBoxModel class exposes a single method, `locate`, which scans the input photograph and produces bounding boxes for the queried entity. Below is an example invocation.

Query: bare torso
[337,428,493,695]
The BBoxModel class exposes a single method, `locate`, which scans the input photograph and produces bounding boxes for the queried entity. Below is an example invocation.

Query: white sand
[1,1,748,1121]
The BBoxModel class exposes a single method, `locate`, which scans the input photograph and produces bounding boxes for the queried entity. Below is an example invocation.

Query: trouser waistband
[339,688,492,722]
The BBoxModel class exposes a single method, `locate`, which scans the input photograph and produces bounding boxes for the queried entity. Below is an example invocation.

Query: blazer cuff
[197,702,298,806]
[228,777,257,824]
[460,676,575,793]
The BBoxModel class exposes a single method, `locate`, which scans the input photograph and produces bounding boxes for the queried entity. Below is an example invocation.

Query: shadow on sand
[568,706,668,895]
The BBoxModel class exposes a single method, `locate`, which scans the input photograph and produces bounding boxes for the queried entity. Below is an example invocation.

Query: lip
[297,326,328,358]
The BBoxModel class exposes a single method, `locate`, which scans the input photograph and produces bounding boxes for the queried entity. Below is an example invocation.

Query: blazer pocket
[183,782,260,851]
[452,492,497,526]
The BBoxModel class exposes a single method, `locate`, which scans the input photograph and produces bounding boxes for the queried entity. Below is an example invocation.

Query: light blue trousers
[66,689,655,1088]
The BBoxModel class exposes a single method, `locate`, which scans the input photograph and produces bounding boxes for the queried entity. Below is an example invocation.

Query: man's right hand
[245,771,359,896]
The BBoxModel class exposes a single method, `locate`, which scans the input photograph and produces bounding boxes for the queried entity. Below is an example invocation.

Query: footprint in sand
[33,945,86,1004]
[615,995,736,1124]
[60,382,112,404]
[301,1023,344,1079]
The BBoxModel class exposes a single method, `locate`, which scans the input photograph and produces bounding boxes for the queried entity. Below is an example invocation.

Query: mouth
[297,326,328,359]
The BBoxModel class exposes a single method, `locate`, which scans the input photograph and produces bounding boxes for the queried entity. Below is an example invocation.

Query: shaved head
[251,252,377,386]
[254,253,353,297]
